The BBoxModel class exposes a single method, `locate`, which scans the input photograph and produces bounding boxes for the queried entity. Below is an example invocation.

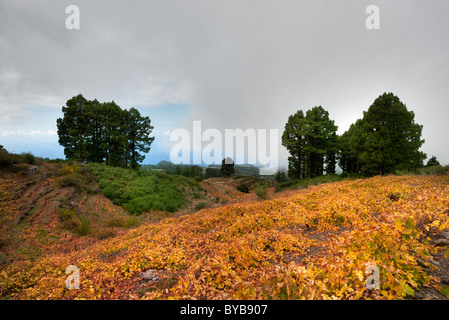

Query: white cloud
[0,129,57,136]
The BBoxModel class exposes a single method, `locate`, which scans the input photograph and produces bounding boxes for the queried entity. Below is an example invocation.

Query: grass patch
[106,216,140,228]
[396,165,449,176]
[275,174,345,192]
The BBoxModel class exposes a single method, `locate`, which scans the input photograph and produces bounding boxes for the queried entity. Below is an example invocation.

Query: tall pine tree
[281,110,307,179]
[282,106,338,179]
[339,92,426,176]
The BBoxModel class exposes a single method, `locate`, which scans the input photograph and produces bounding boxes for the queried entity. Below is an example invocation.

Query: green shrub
[398,165,449,176]
[77,215,91,236]
[58,208,90,236]
[59,163,81,176]
[164,202,177,213]
[103,183,125,204]
[106,215,140,229]
[0,147,21,167]
[435,165,449,175]
[195,202,206,210]
[58,207,77,224]
[274,175,345,192]
[56,173,85,193]
[275,179,298,192]
[20,152,36,165]
[274,171,287,183]
[254,182,269,200]
[106,217,126,228]
[237,182,249,193]
[124,216,140,228]
[124,196,153,215]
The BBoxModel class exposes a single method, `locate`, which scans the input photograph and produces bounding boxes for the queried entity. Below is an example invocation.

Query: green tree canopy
[282,106,338,179]
[57,94,154,168]
[221,157,235,177]
[339,92,426,176]
[426,156,440,167]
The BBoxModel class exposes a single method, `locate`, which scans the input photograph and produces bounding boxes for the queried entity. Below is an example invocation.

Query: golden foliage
[1,174,449,299]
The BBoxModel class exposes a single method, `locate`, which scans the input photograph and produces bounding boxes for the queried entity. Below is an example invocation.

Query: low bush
[56,173,85,193]
[20,153,35,165]
[106,216,140,228]
[274,179,299,192]
[77,215,91,236]
[124,216,140,228]
[106,217,126,228]
[236,182,249,193]
[417,165,449,176]
[195,202,206,210]
[396,165,449,176]
[254,182,269,200]
[58,208,90,236]
[274,175,345,192]
[0,147,21,167]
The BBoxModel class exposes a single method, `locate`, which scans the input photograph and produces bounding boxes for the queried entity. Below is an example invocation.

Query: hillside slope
[1,173,449,300]
[0,162,141,267]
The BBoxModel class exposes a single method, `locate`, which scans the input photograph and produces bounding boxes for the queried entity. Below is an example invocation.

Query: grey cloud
[1,0,448,164]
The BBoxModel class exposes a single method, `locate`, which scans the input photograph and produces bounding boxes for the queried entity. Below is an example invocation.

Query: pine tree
[426,156,440,167]
[340,92,426,176]
[282,106,338,179]
[124,107,155,169]
[57,94,92,161]
[281,110,307,179]
[221,158,235,177]
[338,123,359,174]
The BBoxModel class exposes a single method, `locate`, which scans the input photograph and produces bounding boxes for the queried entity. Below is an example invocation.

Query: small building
[11,164,39,176]
[27,165,38,175]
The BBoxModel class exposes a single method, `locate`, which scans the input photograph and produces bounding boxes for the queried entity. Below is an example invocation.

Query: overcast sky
[1,0,448,167]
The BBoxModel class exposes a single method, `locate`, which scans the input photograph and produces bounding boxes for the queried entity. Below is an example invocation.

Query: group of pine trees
[57,94,154,168]
[57,92,428,176]
[282,92,427,178]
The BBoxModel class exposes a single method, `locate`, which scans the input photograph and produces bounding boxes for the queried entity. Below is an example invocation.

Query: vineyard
[1,172,449,300]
